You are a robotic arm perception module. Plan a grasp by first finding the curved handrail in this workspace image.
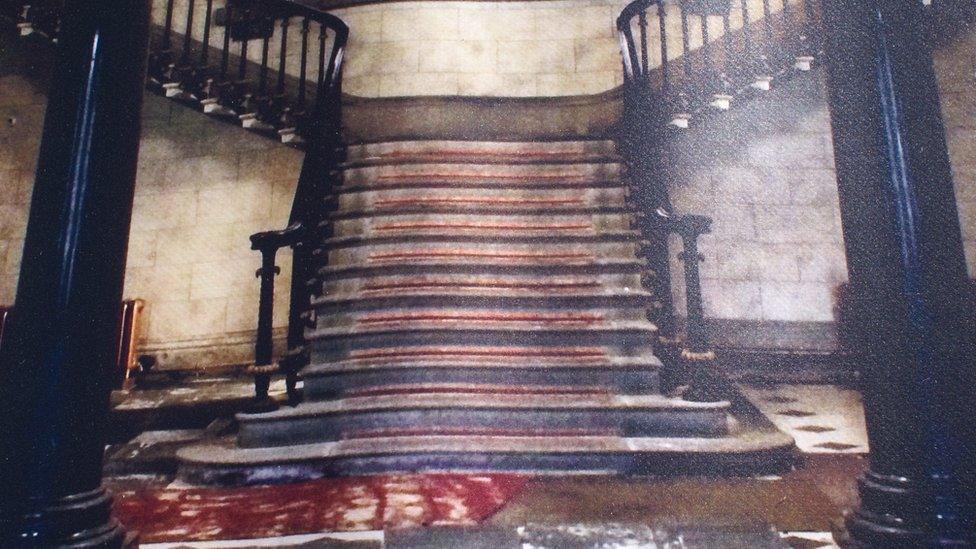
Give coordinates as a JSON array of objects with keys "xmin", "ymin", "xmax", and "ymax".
[{"xmin": 616, "ymin": 0, "xmax": 659, "ymax": 83}]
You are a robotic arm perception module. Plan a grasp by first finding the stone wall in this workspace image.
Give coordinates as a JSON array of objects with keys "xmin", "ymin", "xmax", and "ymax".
[
  {"xmin": 664, "ymin": 72, "xmax": 845, "ymax": 351},
  {"xmin": 665, "ymin": 51, "xmax": 976, "ymax": 351},
  {"xmin": 153, "ymin": 0, "xmax": 785, "ymax": 98},
  {"xmin": 0, "ymin": 72, "xmax": 301, "ymax": 370}
]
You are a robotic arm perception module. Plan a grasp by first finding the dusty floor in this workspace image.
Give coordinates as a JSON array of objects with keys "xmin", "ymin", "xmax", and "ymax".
[{"xmin": 106, "ymin": 379, "xmax": 868, "ymax": 548}]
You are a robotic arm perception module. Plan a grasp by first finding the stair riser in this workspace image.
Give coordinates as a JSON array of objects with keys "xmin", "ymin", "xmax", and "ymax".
[
  {"xmin": 307, "ymin": 328, "xmax": 659, "ymax": 355},
  {"xmin": 314, "ymin": 295, "xmax": 653, "ymax": 314},
  {"xmin": 331, "ymin": 213, "xmax": 635, "ymax": 238},
  {"xmin": 335, "ymin": 188, "xmax": 628, "ymax": 213},
  {"xmin": 345, "ymin": 140, "xmax": 618, "ymax": 164},
  {"xmin": 322, "ymin": 232, "xmax": 643, "ymax": 250},
  {"xmin": 342, "ymin": 163, "xmax": 623, "ymax": 187},
  {"xmin": 237, "ymin": 409, "xmax": 728, "ymax": 448},
  {"xmin": 314, "ymin": 308, "xmax": 652, "ymax": 332},
  {"xmin": 302, "ymin": 367, "xmax": 661, "ymax": 399},
  {"xmin": 179, "ymin": 450, "xmax": 793, "ymax": 487},
  {"xmin": 318, "ymin": 262, "xmax": 646, "ymax": 281},
  {"xmin": 321, "ymin": 273, "xmax": 646, "ymax": 299},
  {"xmin": 324, "ymin": 242, "xmax": 643, "ymax": 268}
]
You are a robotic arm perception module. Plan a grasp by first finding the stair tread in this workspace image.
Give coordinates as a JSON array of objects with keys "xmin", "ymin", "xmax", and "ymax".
[
  {"xmin": 329, "ymin": 205, "xmax": 632, "ymax": 220},
  {"xmin": 304, "ymin": 354, "xmax": 661, "ymax": 374},
  {"xmin": 239, "ymin": 393, "xmax": 727, "ymax": 422},
  {"xmin": 321, "ymin": 231, "xmax": 642, "ymax": 248},
  {"xmin": 320, "ymin": 257, "xmax": 645, "ymax": 273},
  {"xmin": 335, "ymin": 180, "xmax": 627, "ymax": 193},
  {"xmin": 178, "ymin": 430, "xmax": 795, "ymax": 467},
  {"xmin": 345, "ymin": 139, "xmax": 618, "ymax": 157},
  {"xmin": 342, "ymin": 153, "xmax": 622, "ymax": 168},
  {"xmin": 312, "ymin": 291, "xmax": 652, "ymax": 306},
  {"xmin": 307, "ymin": 319, "xmax": 658, "ymax": 339}
]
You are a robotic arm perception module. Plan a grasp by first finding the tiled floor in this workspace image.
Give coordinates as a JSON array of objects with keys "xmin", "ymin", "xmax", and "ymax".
[
  {"xmin": 107, "ymin": 383, "xmax": 867, "ymax": 548},
  {"xmin": 739, "ymin": 384, "xmax": 869, "ymax": 454}
]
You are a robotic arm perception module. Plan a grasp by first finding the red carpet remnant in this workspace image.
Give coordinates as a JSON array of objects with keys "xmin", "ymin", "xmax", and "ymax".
[{"xmin": 113, "ymin": 474, "xmax": 527, "ymax": 543}]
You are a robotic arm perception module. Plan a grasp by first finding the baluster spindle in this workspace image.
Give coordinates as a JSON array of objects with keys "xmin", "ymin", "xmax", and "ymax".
[
  {"xmin": 740, "ymin": 0, "xmax": 751, "ymax": 60},
  {"xmin": 700, "ymin": 14, "xmax": 712, "ymax": 80},
  {"xmin": 298, "ymin": 16, "xmax": 310, "ymax": 106},
  {"xmin": 220, "ymin": 2, "xmax": 232, "ymax": 79},
  {"xmin": 277, "ymin": 16, "xmax": 290, "ymax": 95},
  {"xmin": 658, "ymin": 3, "xmax": 669, "ymax": 94},
  {"xmin": 239, "ymin": 37, "xmax": 248, "ymax": 80},
  {"xmin": 259, "ymin": 34, "xmax": 270, "ymax": 93},
  {"xmin": 638, "ymin": 10, "xmax": 649, "ymax": 78},
  {"xmin": 762, "ymin": 0, "xmax": 773, "ymax": 41},
  {"xmin": 317, "ymin": 24, "xmax": 327, "ymax": 101},
  {"xmin": 323, "ymin": 30, "xmax": 341, "ymax": 91},
  {"xmin": 680, "ymin": 6, "xmax": 692, "ymax": 80},
  {"xmin": 721, "ymin": 10, "xmax": 731, "ymax": 69},
  {"xmin": 162, "ymin": 0, "xmax": 175, "ymax": 50},
  {"xmin": 181, "ymin": 0, "xmax": 196, "ymax": 62},
  {"xmin": 200, "ymin": 0, "xmax": 213, "ymax": 65}
]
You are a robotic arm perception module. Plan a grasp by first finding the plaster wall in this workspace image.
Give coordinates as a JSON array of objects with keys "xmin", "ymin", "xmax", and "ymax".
[{"xmin": 0, "ymin": 77, "xmax": 300, "ymax": 369}]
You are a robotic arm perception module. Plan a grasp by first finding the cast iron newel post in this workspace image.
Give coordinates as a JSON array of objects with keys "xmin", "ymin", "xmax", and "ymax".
[
  {"xmin": 0, "ymin": 0, "xmax": 150, "ymax": 546},
  {"xmin": 671, "ymin": 214, "xmax": 722, "ymax": 402},
  {"xmin": 819, "ymin": 0, "xmax": 975, "ymax": 545}
]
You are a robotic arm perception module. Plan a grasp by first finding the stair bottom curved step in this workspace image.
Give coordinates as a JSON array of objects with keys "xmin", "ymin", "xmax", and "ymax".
[
  {"xmin": 235, "ymin": 405, "xmax": 731, "ymax": 448},
  {"xmin": 176, "ymin": 430, "xmax": 797, "ymax": 487}
]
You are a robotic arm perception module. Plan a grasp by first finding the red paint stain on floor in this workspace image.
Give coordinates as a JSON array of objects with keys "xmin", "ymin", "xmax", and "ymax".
[{"xmin": 113, "ymin": 474, "xmax": 527, "ymax": 543}]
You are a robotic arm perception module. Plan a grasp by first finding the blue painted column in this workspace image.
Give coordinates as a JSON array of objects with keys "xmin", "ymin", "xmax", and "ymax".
[
  {"xmin": 0, "ymin": 0, "xmax": 150, "ymax": 545},
  {"xmin": 818, "ymin": 0, "xmax": 975, "ymax": 545}
]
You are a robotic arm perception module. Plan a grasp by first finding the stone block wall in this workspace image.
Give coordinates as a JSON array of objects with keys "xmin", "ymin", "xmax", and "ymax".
[
  {"xmin": 1, "ymin": 73, "xmax": 301, "ymax": 369},
  {"xmin": 664, "ymin": 72, "xmax": 845, "ymax": 351},
  {"xmin": 153, "ymin": 0, "xmax": 786, "ymax": 98},
  {"xmin": 665, "ymin": 55, "xmax": 976, "ymax": 351}
]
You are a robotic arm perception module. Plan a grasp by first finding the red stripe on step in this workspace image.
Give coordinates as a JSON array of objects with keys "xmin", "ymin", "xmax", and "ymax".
[
  {"xmin": 346, "ymin": 383, "xmax": 609, "ymax": 397},
  {"xmin": 343, "ymin": 426, "xmax": 620, "ymax": 439},
  {"xmin": 377, "ymin": 150, "xmax": 597, "ymax": 159},
  {"xmin": 374, "ymin": 198, "xmax": 584, "ymax": 207},
  {"xmin": 376, "ymin": 173, "xmax": 597, "ymax": 181},
  {"xmin": 361, "ymin": 280, "xmax": 600, "ymax": 293},
  {"xmin": 374, "ymin": 222, "xmax": 593, "ymax": 232},
  {"xmin": 348, "ymin": 347, "xmax": 608, "ymax": 360},
  {"xmin": 368, "ymin": 251, "xmax": 591, "ymax": 262},
  {"xmin": 356, "ymin": 312, "xmax": 605, "ymax": 325}
]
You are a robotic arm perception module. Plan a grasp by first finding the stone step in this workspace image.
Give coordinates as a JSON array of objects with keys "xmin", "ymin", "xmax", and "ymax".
[
  {"xmin": 319, "ymin": 272, "xmax": 647, "ymax": 300},
  {"xmin": 317, "ymin": 258, "xmax": 647, "ymax": 281},
  {"xmin": 301, "ymin": 355, "xmax": 662, "ymax": 399},
  {"xmin": 305, "ymin": 320, "xmax": 659, "ymax": 356},
  {"xmin": 340, "ymin": 162, "xmax": 623, "ymax": 188},
  {"xmin": 320, "ymin": 231, "xmax": 643, "ymax": 250},
  {"xmin": 308, "ymin": 345, "xmax": 652, "ymax": 367},
  {"xmin": 312, "ymin": 293, "xmax": 652, "ymax": 314},
  {"xmin": 322, "ymin": 240, "xmax": 643, "ymax": 268},
  {"xmin": 335, "ymin": 178, "xmax": 627, "ymax": 194},
  {"xmin": 178, "ymin": 425, "xmax": 795, "ymax": 484},
  {"xmin": 314, "ymin": 307, "xmax": 652, "ymax": 331},
  {"xmin": 333, "ymin": 187, "xmax": 630, "ymax": 214},
  {"xmin": 343, "ymin": 140, "xmax": 619, "ymax": 167},
  {"xmin": 233, "ymin": 393, "xmax": 730, "ymax": 448},
  {"xmin": 330, "ymin": 212, "xmax": 636, "ymax": 238},
  {"xmin": 328, "ymin": 203, "xmax": 632, "ymax": 221}
]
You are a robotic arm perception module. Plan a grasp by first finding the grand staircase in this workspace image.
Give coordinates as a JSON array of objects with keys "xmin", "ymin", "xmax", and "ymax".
[{"xmin": 177, "ymin": 139, "xmax": 792, "ymax": 484}]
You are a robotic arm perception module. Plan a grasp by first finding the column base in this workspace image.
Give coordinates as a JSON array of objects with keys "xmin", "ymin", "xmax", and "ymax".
[
  {"xmin": 845, "ymin": 471, "xmax": 975, "ymax": 547},
  {"xmin": 4, "ymin": 487, "xmax": 130, "ymax": 548}
]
